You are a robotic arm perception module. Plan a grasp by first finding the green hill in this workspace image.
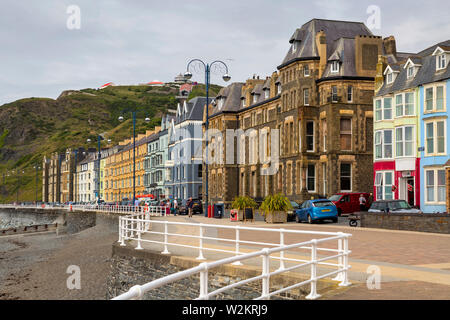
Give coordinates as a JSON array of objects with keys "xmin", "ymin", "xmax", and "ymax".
[{"xmin": 0, "ymin": 83, "xmax": 221, "ymax": 203}]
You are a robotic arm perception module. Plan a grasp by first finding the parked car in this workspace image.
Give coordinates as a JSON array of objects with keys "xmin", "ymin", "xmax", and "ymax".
[
  {"xmin": 368, "ymin": 200, "xmax": 422, "ymax": 213},
  {"xmin": 295, "ymin": 199, "xmax": 338, "ymax": 224},
  {"xmin": 287, "ymin": 201, "xmax": 300, "ymax": 221},
  {"xmin": 329, "ymin": 193, "xmax": 371, "ymax": 216},
  {"xmin": 178, "ymin": 198, "xmax": 202, "ymax": 215}
]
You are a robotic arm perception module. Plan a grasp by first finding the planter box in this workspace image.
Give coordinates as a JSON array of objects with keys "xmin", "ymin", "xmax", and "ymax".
[{"xmin": 265, "ymin": 211, "xmax": 287, "ymax": 223}]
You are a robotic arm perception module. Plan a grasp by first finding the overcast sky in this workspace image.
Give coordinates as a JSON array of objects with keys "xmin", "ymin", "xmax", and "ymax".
[{"xmin": 0, "ymin": 0, "xmax": 449, "ymax": 105}]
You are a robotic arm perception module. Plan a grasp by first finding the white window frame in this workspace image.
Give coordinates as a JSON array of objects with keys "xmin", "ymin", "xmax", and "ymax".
[
  {"xmin": 407, "ymin": 66, "xmax": 414, "ymax": 79},
  {"xmin": 437, "ymin": 54, "xmax": 447, "ymax": 71},
  {"xmin": 277, "ymin": 84, "xmax": 282, "ymax": 94},
  {"xmin": 374, "ymin": 171, "xmax": 394, "ymax": 200},
  {"xmin": 264, "ymin": 89, "xmax": 269, "ymax": 99},
  {"xmin": 424, "ymin": 119, "xmax": 446, "ymax": 156},
  {"xmin": 375, "ymin": 99, "xmax": 382, "ymax": 121},
  {"xmin": 383, "ymin": 97, "xmax": 393, "ymax": 120},
  {"xmin": 425, "ymin": 168, "xmax": 446, "ymax": 204},
  {"xmin": 374, "ymin": 129, "xmax": 393, "ymax": 160},
  {"xmin": 304, "ymin": 64, "xmax": 310, "ymax": 77},
  {"xmin": 395, "ymin": 92, "xmax": 415, "ymax": 117},
  {"xmin": 424, "ymin": 84, "xmax": 446, "ymax": 113},
  {"xmin": 395, "ymin": 126, "xmax": 415, "ymax": 158},
  {"xmin": 330, "ymin": 61, "xmax": 339, "ymax": 73},
  {"xmin": 303, "ymin": 88, "xmax": 309, "ymax": 106},
  {"xmin": 386, "ymin": 72, "xmax": 393, "ymax": 84}
]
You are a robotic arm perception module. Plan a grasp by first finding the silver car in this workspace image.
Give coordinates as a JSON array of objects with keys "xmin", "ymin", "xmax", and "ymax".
[{"xmin": 368, "ymin": 200, "xmax": 422, "ymax": 213}]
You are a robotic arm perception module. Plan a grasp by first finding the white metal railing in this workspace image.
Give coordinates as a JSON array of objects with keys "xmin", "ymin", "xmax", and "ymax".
[
  {"xmin": 115, "ymin": 216, "xmax": 352, "ymax": 300},
  {"xmin": 0, "ymin": 203, "xmax": 167, "ymax": 216}
]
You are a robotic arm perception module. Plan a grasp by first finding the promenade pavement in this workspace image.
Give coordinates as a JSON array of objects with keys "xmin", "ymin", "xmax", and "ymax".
[{"xmin": 133, "ymin": 213, "xmax": 450, "ymax": 299}]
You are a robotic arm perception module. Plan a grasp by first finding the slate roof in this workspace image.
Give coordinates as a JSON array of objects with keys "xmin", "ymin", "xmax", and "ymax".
[
  {"xmin": 209, "ymin": 82, "xmax": 245, "ymax": 117},
  {"xmin": 175, "ymin": 96, "xmax": 207, "ymax": 124},
  {"xmin": 377, "ymin": 40, "xmax": 450, "ymax": 96},
  {"xmin": 279, "ymin": 19, "xmax": 373, "ymax": 69}
]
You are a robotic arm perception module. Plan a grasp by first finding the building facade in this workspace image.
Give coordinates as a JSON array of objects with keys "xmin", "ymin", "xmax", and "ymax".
[
  {"xmin": 166, "ymin": 98, "xmax": 205, "ymax": 200},
  {"xmin": 207, "ymin": 19, "xmax": 382, "ymax": 206},
  {"xmin": 374, "ymin": 40, "xmax": 450, "ymax": 212}
]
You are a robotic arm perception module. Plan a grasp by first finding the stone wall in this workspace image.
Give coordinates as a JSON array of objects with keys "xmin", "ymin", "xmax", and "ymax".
[
  {"xmin": 360, "ymin": 212, "xmax": 450, "ymax": 234},
  {"xmin": 107, "ymin": 244, "xmax": 338, "ymax": 300}
]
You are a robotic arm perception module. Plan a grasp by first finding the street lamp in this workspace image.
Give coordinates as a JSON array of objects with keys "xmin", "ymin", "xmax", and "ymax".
[
  {"xmin": 118, "ymin": 111, "xmax": 150, "ymax": 205},
  {"xmin": 33, "ymin": 165, "xmax": 40, "ymax": 203},
  {"xmin": 184, "ymin": 59, "xmax": 231, "ymax": 216}
]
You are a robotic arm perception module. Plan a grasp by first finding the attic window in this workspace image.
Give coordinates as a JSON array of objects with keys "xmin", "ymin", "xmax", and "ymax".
[
  {"xmin": 386, "ymin": 72, "xmax": 393, "ymax": 84},
  {"xmin": 331, "ymin": 61, "xmax": 339, "ymax": 73},
  {"xmin": 437, "ymin": 53, "xmax": 446, "ymax": 70},
  {"xmin": 218, "ymin": 98, "xmax": 224, "ymax": 110},
  {"xmin": 407, "ymin": 66, "xmax": 414, "ymax": 79},
  {"xmin": 264, "ymin": 90, "xmax": 269, "ymax": 99},
  {"xmin": 253, "ymin": 95, "xmax": 258, "ymax": 104},
  {"xmin": 277, "ymin": 83, "xmax": 282, "ymax": 94},
  {"xmin": 293, "ymin": 41, "xmax": 299, "ymax": 52},
  {"xmin": 241, "ymin": 98, "xmax": 246, "ymax": 108}
]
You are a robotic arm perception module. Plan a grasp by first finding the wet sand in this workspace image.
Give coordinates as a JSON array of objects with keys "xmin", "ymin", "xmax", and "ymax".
[{"xmin": 0, "ymin": 214, "xmax": 118, "ymax": 300}]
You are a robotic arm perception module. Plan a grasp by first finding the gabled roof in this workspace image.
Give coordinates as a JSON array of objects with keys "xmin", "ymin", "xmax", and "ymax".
[
  {"xmin": 175, "ymin": 96, "xmax": 207, "ymax": 124},
  {"xmin": 209, "ymin": 82, "xmax": 245, "ymax": 117},
  {"xmin": 279, "ymin": 19, "xmax": 373, "ymax": 69},
  {"xmin": 377, "ymin": 39, "xmax": 450, "ymax": 96},
  {"xmin": 403, "ymin": 57, "xmax": 422, "ymax": 68}
]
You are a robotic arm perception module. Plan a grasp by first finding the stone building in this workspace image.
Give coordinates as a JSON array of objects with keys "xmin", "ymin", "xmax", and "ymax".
[
  {"xmin": 43, "ymin": 152, "xmax": 64, "ymax": 203},
  {"xmin": 207, "ymin": 19, "xmax": 384, "ymax": 206}
]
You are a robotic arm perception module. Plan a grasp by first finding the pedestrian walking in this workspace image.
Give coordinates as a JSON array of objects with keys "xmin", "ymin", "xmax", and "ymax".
[
  {"xmin": 187, "ymin": 197, "xmax": 193, "ymax": 218},
  {"xmin": 173, "ymin": 198, "xmax": 178, "ymax": 216},
  {"xmin": 359, "ymin": 194, "xmax": 367, "ymax": 211}
]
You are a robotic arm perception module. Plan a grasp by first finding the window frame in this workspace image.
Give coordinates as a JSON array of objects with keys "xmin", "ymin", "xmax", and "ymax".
[
  {"xmin": 424, "ymin": 119, "xmax": 446, "ymax": 156},
  {"xmin": 347, "ymin": 86, "xmax": 353, "ymax": 102},
  {"xmin": 340, "ymin": 163, "xmax": 352, "ymax": 192},
  {"xmin": 330, "ymin": 61, "xmax": 339, "ymax": 73},
  {"xmin": 425, "ymin": 168, "xmax": 446, "ymax": 204},
  {"xmin": 306, "ymin": 164, "xmax": 316, "ymax": 193},
  {"xmin": 331, "ymin": 86, "xmax": 338, "ymax": 103},
  {"xmin": 304, "ymin": 64, "xmax": 310, "ymax": 77},
  {"xmin": 306, "ymin": 120, "xmax": 315, "ymax": 152},
  {"xmin": 374, "ymin": 129, "xmax": 393, "ymax": 160},
  {"xmin": 424, "ymin": 84, "xmax": 446, "ymax": 113},
  {"xmin": 303, "ymin": 88, "xmax": 310, "ymax": 106},
  {"xmin": 395, "ymin": 126, "xmax": 415, "ymax": 158},
  {"xmin": 374, "ymin": 171, "xmax": 394, "ymax": 200}
]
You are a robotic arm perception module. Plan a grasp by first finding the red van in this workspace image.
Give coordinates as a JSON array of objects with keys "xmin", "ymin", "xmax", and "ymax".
[{"xmin": 329, "ymin": 193, "xmax": 371, "ymax": 216}]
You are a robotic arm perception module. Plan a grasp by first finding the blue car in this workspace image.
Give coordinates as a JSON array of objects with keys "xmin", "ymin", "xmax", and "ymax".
[{"xmin": 295, "ymin": 199, "xmax": 338, "ymax": 224}]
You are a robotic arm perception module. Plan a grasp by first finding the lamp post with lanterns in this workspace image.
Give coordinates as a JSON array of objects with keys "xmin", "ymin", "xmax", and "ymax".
[
  {"xmin": 118, "ymin": 112, "xmax": 150, "ymax": 205},
  {"xmin": 184, "ymin": 59, "xmax": 231, "ymax": 216}
]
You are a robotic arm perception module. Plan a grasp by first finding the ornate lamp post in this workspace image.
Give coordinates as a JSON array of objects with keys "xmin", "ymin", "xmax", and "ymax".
[
  {"xmin": 184, "ymin": 59, "xmax": 231, "ymax": 216},
  {"xmin": 118, "ymin": 112, "xmax": 150, "ymax": 205}
]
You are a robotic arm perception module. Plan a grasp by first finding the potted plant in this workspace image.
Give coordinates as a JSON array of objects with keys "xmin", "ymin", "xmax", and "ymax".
[
  {"xmin": 231, "ymin": 196, "xmax": 257, "ymax": 221},
  {"xmin": 259, "ymin": 194, "xmax": 292, "ymax": 223}
]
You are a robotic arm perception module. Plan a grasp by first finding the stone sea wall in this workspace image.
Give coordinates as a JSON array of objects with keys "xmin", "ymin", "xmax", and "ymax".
[{"xmin": 106, "ymin": 244, "xmax": 337, "ymax": 300}]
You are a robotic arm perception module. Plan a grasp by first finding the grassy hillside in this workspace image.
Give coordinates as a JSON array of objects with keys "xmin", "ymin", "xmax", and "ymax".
[{"xmin": 0, "ymin": 83, "xmax": 221, "ymax": 203}]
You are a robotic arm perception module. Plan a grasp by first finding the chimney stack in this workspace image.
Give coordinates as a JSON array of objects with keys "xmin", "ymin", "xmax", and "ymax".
[{"xmin": 383, "ymin": 36, "xmax": 397, "ymax": 56}]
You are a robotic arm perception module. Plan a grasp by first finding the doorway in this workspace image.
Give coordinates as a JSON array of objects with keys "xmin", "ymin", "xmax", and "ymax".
[{"xmin": 406, "ymin": 178, "xmax": 414, "ymax": 207}]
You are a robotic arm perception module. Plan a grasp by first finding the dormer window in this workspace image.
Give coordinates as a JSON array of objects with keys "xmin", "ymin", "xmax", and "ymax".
[
  {"xmin": 331, "ymin": 61, "xmax": 339, "ymax": 73},
  {"xmin": 407, "ymin": 66, "xmax": 414, "ymax": 79},
  {"xmin": 253, "ymin": 95, "xmax": 257, "ymax": 104},
  {"xmin": 277, "ymin": 83, "xmax": 282, "ymax": 94},
  {"xmin": 241, "ymin": 98, "xmax": 246, "ymax": 108},
  {"xmin": 293, "ymin": 41, "xmax": 299, "ymax": 52},
  {"xmin": 386, "ymin": 72, "xmax": 393, "ymax": 84},
  {"xmin": 437, "ymin": 54, "xmax": 446, "ymax": 70},
  {"xmin": 264, "ymin": 90, "xmax": 269, "ymax": 99},
  {"xmin": 218, "ymin": 98, "xmax": 224, "ymax": 110}
]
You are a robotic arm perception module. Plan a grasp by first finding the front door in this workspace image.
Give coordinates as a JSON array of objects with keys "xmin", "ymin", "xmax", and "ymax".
[{"xmin": 406, "ymin": 178, "xmax": 415, "ymax": 206}]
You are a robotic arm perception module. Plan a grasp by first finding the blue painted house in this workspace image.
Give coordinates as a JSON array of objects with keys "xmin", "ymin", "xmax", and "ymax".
[
  {"xmin": 418, "ymin": 42, "xmax": 450, "ymax": 213},
  {"xmin": 165, "ymin": 97, "xmax": 206, "ymax": 200}
]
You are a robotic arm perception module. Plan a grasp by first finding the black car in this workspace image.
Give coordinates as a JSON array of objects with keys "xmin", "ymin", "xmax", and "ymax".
[
  {"xmin": 179, "ymin": 198, "xmax": 203, "ymax": 215},
  {"xmin": 368, "ymin": 200, "xmax": 422, "ymax": 213}
]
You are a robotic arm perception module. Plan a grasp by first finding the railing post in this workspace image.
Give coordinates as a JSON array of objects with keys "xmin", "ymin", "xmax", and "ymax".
[
  {"xmin": 277, "ymin": 228, "xmax": 285, "ymax": 271},
  {"xmin": 120, "ymin": 217, "xmax": 126, "ymax": 246},
  {"xmin": 333, "ymin": 233, "xmax": 344, "ymax": 282},
  {"xmin": 161, "ymin": 220, "xmax": 170, "ymax": 254},
  {"xmin": 339, "ymin": 234, "xmax": 351, "ymax": 287},
  {"xmin": 261, "ymin": 248, "xmax": 270, "ymax": 300},
  {"xmin": 135, "ymin": 215, "xmax": 143, "ymax": 250},
  {"xmin": 118, "ymin": 216, "xmax": 122, "ymax": 243},
  {"xmin": 198, "ymin": 262, "xmax": 209, "ymax": 300},
  {"xmin": 306, "ymin": 239, "xmax": 321, "ymax": 300},
  {"xmin": 196, "ymin": 223, "xmax": 206, "ymax": 260},
  {"xmin": 232, "ymin": 226, "xmax": 242, "ymax": 266}
]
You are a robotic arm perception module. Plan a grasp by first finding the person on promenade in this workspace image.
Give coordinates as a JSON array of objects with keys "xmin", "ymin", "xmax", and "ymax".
[
  {"xmin": 173, "ymin": 198, "xmax": 178, "ymax": 216},
  {"xmin": 359, "ymin": 194, "xmax": 367, "ymax": 212},
  {"xmin": 187, "ymin": 197, "xmax": 193, "ymax": 218}
]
